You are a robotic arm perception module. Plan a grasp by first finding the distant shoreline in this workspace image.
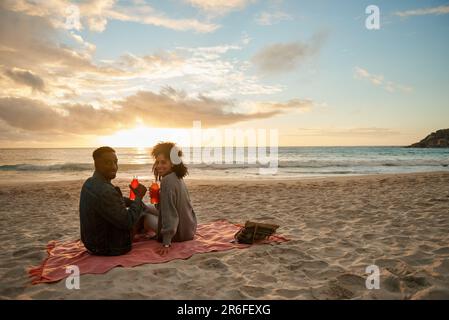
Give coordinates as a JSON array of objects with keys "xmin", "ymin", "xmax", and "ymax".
[{"xmin": 0, "ymin": 145, "xmax": 415, "ymax": 150}]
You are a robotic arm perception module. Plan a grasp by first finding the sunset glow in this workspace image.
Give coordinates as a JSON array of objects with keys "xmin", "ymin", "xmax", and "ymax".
[
  {"xmin": 0, "ymin": 1, "xmax": 448, "ymax": 147},
  {"xmin": 99, "ymin": 126, "xmax": 190, "ymax": 148}
]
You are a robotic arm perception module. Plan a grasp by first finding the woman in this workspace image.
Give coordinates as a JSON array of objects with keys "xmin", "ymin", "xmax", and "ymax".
[{"xmin": 142, "ymin": 142, "xmax": 197, "ymax": 256}]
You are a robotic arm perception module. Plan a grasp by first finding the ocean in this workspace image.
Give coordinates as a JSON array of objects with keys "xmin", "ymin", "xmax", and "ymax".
[{"xmin": 0, "ymin": 147, "xmax": 448, "ymax": 183}]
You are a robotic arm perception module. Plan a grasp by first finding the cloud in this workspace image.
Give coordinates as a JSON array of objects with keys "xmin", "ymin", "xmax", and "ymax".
[
  {"xmin": 255, "ymin": 11, "xmax": 292, "ymax": 25},
  {"xmin": 354, "ymin": 67, "xmax": 412, "ymax": 93},
  {"xmin": 176, "ymin": 44, "xmax": 242, "ymax": 59},
  {"xmin": 106, "ymin": 3, "xmax": 219, "ymax": 33},
  {"xmin": 252, "ymin": 33, "xmax": 327, "ymax": 75},
  {"xmin": 294, "ymin": 127, "xmax": 400, "ymax": 137},
  {"xmin": 0, "ymin": 2, "xmax": 310, "ymax": 146},
  {"xmin": 0, "ymin": 119, "xmax": 91, "ymax": 147},
  {"xmin": 0, "ymin": 5, "xmax": 118, "ymax": 75},
  {"xmin": 395, "ymin": 5, "xmax": 449, "ymax": 17},
  {"xmin": 3, "ymin": 0, "xmax": 219, "ymax": 33},
  {"xmin": 115, "ymin": 89, "xmax": 300, "ymax": 127},
  {"xmin": 159, "ymin": 45, "xmax": 283, "ymax": 98},
  {"xmin": 354, "ymin": 67, "xmax": 383, "ymax": 85},
  {"xmin": 0, "ymin": 89, "xmax": 312, "ymax": 135},
  {"xmin": 255, "ymin": 99, "xmax": 313, "ymax": 113},
  {"xmin": 70, "ymin": 32, "xmax": 96, "ymax": 53},
  {"xmin": 186, "ymin": 0, "xmax": 255, "ymax": 16},
  {"xmin": 4, "ymin": 68, "xmax": 45, "ymax": 92},
  {"xmin": 0, "ymin": 3, "xmax": 128, "ymax": 102},
  {"xmin": 0, "ymin": 97, "xmax": 123, "ymax": 134},
  {"xmin": 89, "ymin": 43, "xmax": 283, "ymax": 101},
  {"xmin": 0, "ymin": 3, "xmax": 278, "ymax": 103}
]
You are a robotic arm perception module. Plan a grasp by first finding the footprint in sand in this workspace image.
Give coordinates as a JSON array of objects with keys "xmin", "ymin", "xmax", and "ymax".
[
  {"xmin": 362, "ymin": 233, "xmax": 377, "ymax": 241},
  {"xmin": 433, "ymin": 247, "xmax": 449, "ymax": 255},
  {"xmin": 430, "ymin": 258, "xmax": 449, "ymax": 275},
  {"xmin": 198, "ymin": 258, "xmax": 229, "ymax": 271},
  {"xmin": 311, "ymin": 281, "xmax": 355, "ymax": 300},
  {"xmin": 287, "ymin": 260, "xmax": 329, "ymax": 272},
  {"xmin": 402, "ymin": 251, "xmax": 435, "ymax": 266},
  {"xmin": 274, "ymin": 288, "xmax": 305, "ymax": 299},
  {"xmin": 381, "ymin": 273, "xmax": 401, "ymax": 293},
  {"xmin": 336, "ymin": 273, "xmax": 366, "ymax": 290},
  {"xmin": 402, "ymin": 275, "xmax": 431, "ymax": 289},
  {"xmin": 411, "ymin": 286, "xmax": 449, "ymax": 300},
  {"xmin": 152, "ymin": 267, "xmax": 178, "ymax": 277},
  {"xmin": 253, "ymin": 273, "xmax": 278, "ymax": 283},
  {"xmin": 240, "ymin": 285, "xmax": 268, "ymax": 298},
  {"xmin": 382, "ymin": 260, "xmax": 415, "ymax": 277},
  {"xmin": 222, "ymin": 289, "xmax": 250, "ymax": 299}
]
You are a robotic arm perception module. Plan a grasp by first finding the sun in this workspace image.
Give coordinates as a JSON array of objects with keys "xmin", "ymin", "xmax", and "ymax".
[{"xmin": 98, "ymin": 125, "xmax": 190, "ymax": 148}]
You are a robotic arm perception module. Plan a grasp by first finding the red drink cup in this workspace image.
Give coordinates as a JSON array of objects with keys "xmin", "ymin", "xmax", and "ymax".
[
  {"xmin": 150, "ymin": 181, "xmax": 160, "ymax": 204},
  {"xmin": 129, "ymin": 176, "xmax": 139, "ymax": 200}
]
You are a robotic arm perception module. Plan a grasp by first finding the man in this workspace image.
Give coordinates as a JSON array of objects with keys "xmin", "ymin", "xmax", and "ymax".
[{"xmin": 79, "ymin": 146, "xmax": 147, "ymax": 256}]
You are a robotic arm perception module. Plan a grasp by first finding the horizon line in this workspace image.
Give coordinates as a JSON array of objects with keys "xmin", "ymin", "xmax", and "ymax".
[{"xmin": 0, "ymin": 145, "xmax": 411, "ymax": 149}]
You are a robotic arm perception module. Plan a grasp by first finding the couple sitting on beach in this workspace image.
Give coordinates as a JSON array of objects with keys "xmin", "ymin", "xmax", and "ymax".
[{"xmin": 79, "ymin": 142, "xmax": 197, "ymax": 256}]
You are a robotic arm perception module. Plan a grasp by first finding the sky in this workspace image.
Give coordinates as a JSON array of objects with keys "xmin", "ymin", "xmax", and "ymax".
[{"xmin": 0, "ymin": 0, "xmax": 448, "ymax": 147}]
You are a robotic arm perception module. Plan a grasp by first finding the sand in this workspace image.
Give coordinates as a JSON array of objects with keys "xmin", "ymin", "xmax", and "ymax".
[{"xmin": 0, "ymin": 171, "xmax": 449, "ymax": 300}]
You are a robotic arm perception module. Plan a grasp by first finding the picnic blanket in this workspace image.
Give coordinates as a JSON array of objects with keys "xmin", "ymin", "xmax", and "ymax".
[{"xmin": 28, "ymin": 219, "xmax": 289, "ymax": 284}]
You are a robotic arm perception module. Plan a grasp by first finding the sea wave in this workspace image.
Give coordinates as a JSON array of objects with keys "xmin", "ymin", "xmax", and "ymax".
[
  {"xmin": 0, "ymin": 163, "xmax": 94, "ymax": 171},
  {"xmin": 277, "ymin": 160, "xmax": 449, "ymax": 168},
  {"xmin": 1, "ymin": 159, "xmax": 448, "ymax": 172}
]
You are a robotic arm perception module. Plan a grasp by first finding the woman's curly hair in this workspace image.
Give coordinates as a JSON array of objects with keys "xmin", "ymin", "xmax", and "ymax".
[{"xmin": 151, "ymin": 142, "xmax": 188, "ymax": 180}]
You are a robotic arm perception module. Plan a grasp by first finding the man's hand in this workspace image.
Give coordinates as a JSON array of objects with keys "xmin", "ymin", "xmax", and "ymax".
[
  {"xmin": 129, "ymin": 183, "xmax": 147, "ymax": 199},
  {"xmin": 123, "ymin": 196, "xmax": 132, "ymax": 207},
  {"xmin": 156, "ymin": 244, "xmax": 171, "ymax": 256}
]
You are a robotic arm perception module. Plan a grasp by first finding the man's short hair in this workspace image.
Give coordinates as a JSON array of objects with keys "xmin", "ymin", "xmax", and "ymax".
[{"xmin": 92, "ymin": 146, "xmax": 116, "ymax": 161}]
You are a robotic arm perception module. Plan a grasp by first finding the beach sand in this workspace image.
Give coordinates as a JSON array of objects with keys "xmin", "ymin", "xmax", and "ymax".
[{"xmin": 1, "ymin": 172, "xmax": 449, "ymax": 300}]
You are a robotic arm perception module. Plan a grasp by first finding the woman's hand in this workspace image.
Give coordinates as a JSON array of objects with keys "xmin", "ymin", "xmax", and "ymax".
[{"xmin": 156, "ymin": 244, "xmax": 171, "ymax": 256}]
